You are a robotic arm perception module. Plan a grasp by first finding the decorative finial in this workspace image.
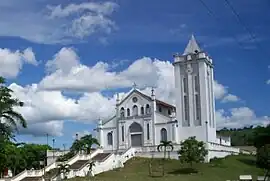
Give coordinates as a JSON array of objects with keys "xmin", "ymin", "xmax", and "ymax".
[
  {"xmin": 132, "ymin": 82, "xmax": 137, "ymax": 89},
  {"xmin": 151, "ymin": 87, "xmax": 154, "ymax": 96},
  {"xmin": 116, "ymin": 93, "xmax": 120, "ymax": 101}
]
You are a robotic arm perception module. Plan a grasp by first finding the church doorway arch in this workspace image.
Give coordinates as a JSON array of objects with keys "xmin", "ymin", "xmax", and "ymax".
[{"xmin": 129, "ymin": 122, "xmax": 143, "ymax": 147}]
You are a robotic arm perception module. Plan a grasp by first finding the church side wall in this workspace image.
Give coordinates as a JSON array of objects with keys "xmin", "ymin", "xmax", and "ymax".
[
  {"xmin": 177, "ymin": 126, "xmax": 206, "ymax": 143},
  {"xmin": 207, "ymin": 142, "xmax": 240, "ymax": 162},
  {"xmin": 102, "ymin": 128, "xmax": 117, "ymax": 151}
]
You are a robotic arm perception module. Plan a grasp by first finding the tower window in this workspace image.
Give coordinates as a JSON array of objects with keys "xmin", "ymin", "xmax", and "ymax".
[
  {"xmin": 183, "ymin": 77, "xmax": 188, "ymax": 93},
  {"xmin": 195, "ymin": 94, "xmax": 201, "ymax": 125},
  {"xmin": 184, "ymin": 95, "xmax": 189, "ymax": 122},
  {"xmin": 147, "ymin": 123, "xmax": 150, "ymax": 140},
  {"xmin": 194, "ymin": 75, "xmax": 199, "ymax": 92}
]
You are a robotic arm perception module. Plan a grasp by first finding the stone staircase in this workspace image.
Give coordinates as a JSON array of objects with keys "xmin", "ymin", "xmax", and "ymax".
[
  {"xmin": 69, "ymin": 160, "xmax": 89, "ymax": 170},
  {"xmin": 44, "ymin": 167, "xmax": 59, "ymax": 181},
  {"xmin": 20, "ymin": 177, "xmax": 42, "ymax": 181},
  {"xmin": 7, "ymin": 149, "xmax": 103, "ymax": 181},
  {"xmin": 92, "ymin": 153, "xmax": 111, "ymax": 162}
]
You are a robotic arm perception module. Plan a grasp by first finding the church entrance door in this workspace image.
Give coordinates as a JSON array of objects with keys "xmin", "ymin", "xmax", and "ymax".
[
  {"xmin": 129, "ymin": 122, "xmax": 143, "ymax": 147},
  {"xmin": 131, "ymin": 134, "xmax": 142, "ymax": 147}
]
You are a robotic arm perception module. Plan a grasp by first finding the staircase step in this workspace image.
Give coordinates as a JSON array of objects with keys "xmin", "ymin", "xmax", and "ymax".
[
  {"xmin": 20, "ymin": 177, "xmax": 42, "ymax": 181},
  {"xmin": 69, "ymin": 160, "xmax": 89, "ymax": 170},
  {"xmin": 92, "ymin": 153, "xmax": 111, "ymax": 162}
]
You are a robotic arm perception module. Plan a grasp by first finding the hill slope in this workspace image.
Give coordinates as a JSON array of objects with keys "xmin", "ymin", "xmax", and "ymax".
[{"xmin": 69, "ymin": 155, "xmax": 263, "ymax": 181}]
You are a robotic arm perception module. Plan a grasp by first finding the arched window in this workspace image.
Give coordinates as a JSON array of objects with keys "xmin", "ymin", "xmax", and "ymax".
[
  {"xmin": 132, "ymin": 105, "xmax": 138, "ymax": 116},
  {"xmin": 129, "ymin": 122, "xmax": 143, "ymax": 133},
  {"xmin": 160, "ymin": 128, "xmax": 167, "ymax": 141},
  {"xmin": 120, "ymin": 107, "xmax": 125, "ymax": 118},
  {"xmin": 127, "ymin": 108, "xmax": 130, "ymax": 117},
  {"xmin": 141, "ymin": 106, "xmax": 144, "ymax": 115},
  {"xmin": 107, "ymin": 132, "xmax": 113, "ymax": 145},
  {"xmin": 168, "ymin": 109, "xmax": 171, "ymax": 115},
  {"xmin": 146, "ymin": 104, "xmax": 151, "ymax": 114}
]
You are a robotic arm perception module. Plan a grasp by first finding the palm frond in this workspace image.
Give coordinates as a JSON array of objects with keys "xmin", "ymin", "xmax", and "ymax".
[{"xmin": 2, "ymin": 110, "xmax": 27, "ymax": 128}]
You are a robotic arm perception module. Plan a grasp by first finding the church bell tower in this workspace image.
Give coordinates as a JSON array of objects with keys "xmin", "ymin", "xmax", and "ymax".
[{"xmin": 173, "ymin": 35, "xmax": 216, "ymax": 143}]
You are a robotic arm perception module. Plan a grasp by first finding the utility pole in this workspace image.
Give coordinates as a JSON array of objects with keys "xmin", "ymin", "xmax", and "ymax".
[
  {"xmin": 52, "ymin": 138, "xmax": 55, "ymax": 160},
  {"xmin": 46, "ymin": 133, "xmax": 49, "ymax": 146},
  {"xmin": 63, "ymin": 144, "xmax": 66, "ymax": 152}
]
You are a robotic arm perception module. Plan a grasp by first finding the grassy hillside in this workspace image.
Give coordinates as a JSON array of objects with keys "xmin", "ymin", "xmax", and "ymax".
[
  {"xmin": 68, "ymin": 155, "xmax": 264, "ymax": 181},
  {"xmin": 217, "ymin": 125, "xmax": 269, "ymax": 146}
]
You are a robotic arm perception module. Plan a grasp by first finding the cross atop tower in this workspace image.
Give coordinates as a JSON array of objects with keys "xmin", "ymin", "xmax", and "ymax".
[
  {"xmin": 183, "ymin": 34, "xmax": 201, "ymax": 55},
  {"xmin": 132, "ymin": 82, "xmax": 137, "ymax": 89}
]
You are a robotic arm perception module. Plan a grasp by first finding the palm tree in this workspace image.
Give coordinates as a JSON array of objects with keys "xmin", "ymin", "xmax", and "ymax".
[
  {"xmin": 86, "ymin": 160, "xmax": 96, "ymax": 177},
  {"xmin": 57, "ymin": 163, "xmax": 70, "ymax": 180},
  {"xmin": 0, "ymin": 77, "xmax": 27, "ymax": 141},
  {"xmin": 80, "ymin": 135, "xmax": 100, "ymax": 154},
  {"xmin": 157, "ymin": 141, "xmax": 174, "ymax": 176},
  {"xmin": 157, "ymin": 141, "xmax": 174, "ymax": 160}
]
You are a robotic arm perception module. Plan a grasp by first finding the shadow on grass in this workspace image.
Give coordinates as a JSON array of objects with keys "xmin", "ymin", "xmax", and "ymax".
[
  {"xmin": 168, "ymin": 167, "xmax": 198, "ymax": 175},
  {"xmin": 237, "ymin": 158, "xmax": 256, "ymax": 166}
]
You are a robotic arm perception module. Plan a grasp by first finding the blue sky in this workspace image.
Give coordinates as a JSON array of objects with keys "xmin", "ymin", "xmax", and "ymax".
[{"xmin": 0, "ymin": 0, "xmax": 270, "ymax": 149}]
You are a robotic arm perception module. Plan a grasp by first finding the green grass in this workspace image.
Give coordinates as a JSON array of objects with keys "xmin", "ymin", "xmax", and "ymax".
[{"xmin": 68, "ymin": 155, "xmax": 264, "ymax": 181}]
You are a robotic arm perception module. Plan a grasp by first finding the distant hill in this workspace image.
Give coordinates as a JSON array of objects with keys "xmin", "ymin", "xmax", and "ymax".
[{"xmin": 217, "ymin": 125, "xmax": 269, "ymax": 146}]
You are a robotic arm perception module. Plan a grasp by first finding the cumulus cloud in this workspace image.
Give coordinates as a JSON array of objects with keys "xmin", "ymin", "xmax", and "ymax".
[
  {"xmin": 221, "ymin": 94, "xmax": 240, "ymax": 103},
  {"xmin": 18, "ymin": 121, "xmax": 64, "ymax": 137},
  {"xmin": 216, "ymin": 107, "xmax": 270, "ymax": 129},
  {"xmin": 214, "ymin": 81, "xmax": 240, "ymax": 103},
  {"xmin": 0, "ymin": 48, "xmax": 37, "ymax": 78},
  {"xmin": 8, "ymin": 82, "xmax": 116, "ymax": 136},
  {"xmin": 6, "ymin": 47, "xmax": 265, "ymax": 136},
  {"xmin": 0, "ymin": 1, "xmax": 118, "ymax": 44},
  {"xmin": 72, "ymin": 130, "xmax": 91, "ymax": 140}
]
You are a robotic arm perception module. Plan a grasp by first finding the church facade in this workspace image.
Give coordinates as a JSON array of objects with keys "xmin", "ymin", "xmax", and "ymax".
[{"xmin": 95, "ymin": 35, "xmax": 231, "ymax": 152}]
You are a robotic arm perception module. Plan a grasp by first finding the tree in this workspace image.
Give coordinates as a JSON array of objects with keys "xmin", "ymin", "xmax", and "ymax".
[
  {"xmin": 156, "ymin": 141, "xmax": 174, "ymax": 176},
  {"xmin": 178, "ymin": 136, "xmax": 208, "ymax": 169},
  {"xmin": 86, "ymin": 160, "xmax": 96, "ymax": 177},
  {"xmin": 256, "ymin": 144, "xmax": 270, "ymax": 181},
  {"xmin": 58, "ymin": 134, "xmax": 99, "ymax": 163},
  {"xmin": 80, "ymin": 135, "xmax": 100, "ymax": 154},
  {"xmin": 0, "ymin": 76, "xmax": 28, "ymax": 177},
  {"xmin": 157, "ymin": 141, "xmax": 174, "ymax": 159},
  {"xmin": 0, "ymin": 76, "xmax": 27, "ymax": 141},
  {"xmin": 253, "ymin": 124, "xmax": 270, "ymax": 149},
  {"xmin": 57, "ymin": 163, "xmax": 70, "ymax": 180}
]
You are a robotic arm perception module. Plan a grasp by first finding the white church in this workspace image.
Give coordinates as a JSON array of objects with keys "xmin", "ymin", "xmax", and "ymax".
[{"xmin": 95, "ymin": 35, "xmax": 239, "ymax": 160}]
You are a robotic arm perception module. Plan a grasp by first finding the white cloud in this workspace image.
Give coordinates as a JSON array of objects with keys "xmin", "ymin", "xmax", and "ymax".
[
  {"xmin": 6, "ymin": 47, "xmax": 264, "ymax": 136},
  {"xmin": 266, "ymin": 79, "xmax": 270, "ymax": 84},
  {"xmin": 72, "ymin": 130, "xmax": 91, "ymax": 140},
  {"xmin": 8, "ymin": 83, "xmax": 116, "ymax": 136},
  {"xmin": 0, "ymin": 1, "xmax": 118, "ymax": 44},
  {"xmin": 47, "ymin": 2, "xmax": 117, "ymax": 18},
  {"xmin": 213, "ymin": 81, "xmax": 240, "ymax": 103},
  {"xmin": 221, "ymin": 94, "xmax": 240, "ymax": 103},
  {"xmin": 0, "ymin": 48, "xmax": 37, "ymax": 78},
  {"xmin": 216, "ymin": 107, "xmax": 270, "ymax": 129},
  {"xmin": 39, "ymin": 48, "xmax": 238, "ymax": 105},
  {"xmin": 18, "ymin": 121, "xmax": 64, "ymax": 137}
]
